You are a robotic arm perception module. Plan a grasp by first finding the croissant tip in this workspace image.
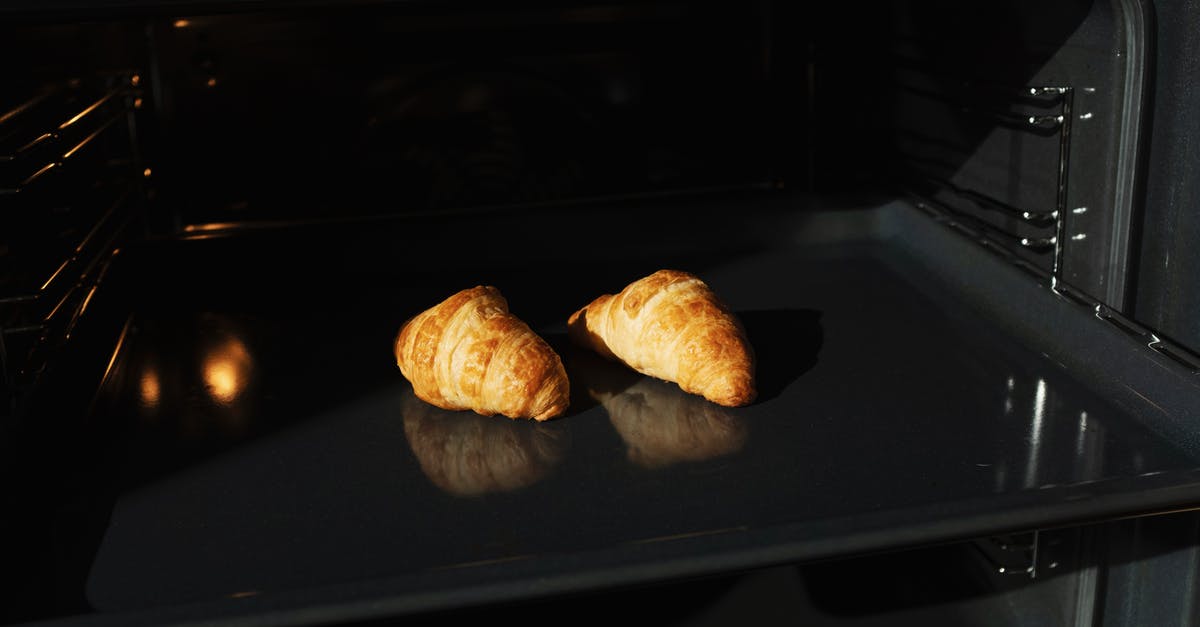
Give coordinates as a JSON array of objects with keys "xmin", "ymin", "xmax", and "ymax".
[
  {"xmin": 531, "ymin": 405, "xmax": 568, "ymax": 421},
  {"xmin": 704, "ymin": 381, "xmax": 757, "ymax": 407},
  {"xmin": 708, "ymin": 397, "xmax": 754, "ymax": 408}
]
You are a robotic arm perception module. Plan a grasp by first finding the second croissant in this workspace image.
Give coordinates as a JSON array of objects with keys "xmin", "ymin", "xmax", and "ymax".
[{"xmin": 567, "ymin": 269, "xmax": 756, "ymax": 407}]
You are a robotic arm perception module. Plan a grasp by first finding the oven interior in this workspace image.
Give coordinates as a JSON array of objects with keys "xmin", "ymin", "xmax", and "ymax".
[{"xmin": 2, "ymin": 1, "xmax": 1200, "ymax": 626}]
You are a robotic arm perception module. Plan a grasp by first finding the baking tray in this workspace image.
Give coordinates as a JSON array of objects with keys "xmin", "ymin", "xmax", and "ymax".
[{"xmin": 6, "ymin": 190, "xmax": 1200, "ymax": 626}]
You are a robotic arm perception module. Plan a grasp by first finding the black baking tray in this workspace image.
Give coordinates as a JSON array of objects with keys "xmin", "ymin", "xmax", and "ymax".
[{"xmin": 6, "ymin": 190, "xmax": 1200, "ymax": 626}]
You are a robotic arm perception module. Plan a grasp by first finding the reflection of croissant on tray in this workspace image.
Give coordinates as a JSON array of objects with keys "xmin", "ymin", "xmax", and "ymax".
[
  {"xmin": 598, "ymin": 379, "xmax": 747, "ymax": 469},
  {"xmin": 573, "ymin": 350, "xmax": 747, "ymax": 470},
  {"xmin": 401, "ymin": 390, "xmax": 568, "ymax": 497}
]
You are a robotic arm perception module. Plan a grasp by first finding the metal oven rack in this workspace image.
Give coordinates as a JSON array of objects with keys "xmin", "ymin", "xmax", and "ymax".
[
  {"xmin": 895, "ymin": 75, "xmax": 1073, "ymax": 277},
  {"xmin": 892, "ymin": 73, "xmax": 1195, "ymax": 372},
  {"xmin": 0, "ymin": 72, "xmax": 144, "ymax": 415},
  {"xmin": 892, "ymin": 68, "xmax": 1200, "ymax": 375},
  {"xmin": 890, "ymin": 71, "xmax": 1200, "ymax": 589}
]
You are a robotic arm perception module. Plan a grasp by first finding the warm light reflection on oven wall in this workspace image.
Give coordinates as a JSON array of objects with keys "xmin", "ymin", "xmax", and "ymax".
[
  {"xmin": 129, "ymin": 315, "xmax": 258, "ymax": 439},
  {"xmin": 139, "ymin": 367, "xmax": 161, "ymax": 408},
  {"xmin": 203, "ymin": 335, "xmax": 252, "ymax": 405}
]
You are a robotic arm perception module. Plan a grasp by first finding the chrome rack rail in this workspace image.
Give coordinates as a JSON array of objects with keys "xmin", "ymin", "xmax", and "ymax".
[
  {"xmin": 0, "ymin": 72, "xmax": 145, "ymax": 415},
  {"xmin": 893, "ymin": 80, "xmax": 1068, "ymax": 136},
  {"xmin": 909, "ymin": 172, "xmax": 1058, "ymax": 228},
  {"xmin": 909, "ymin": 194, "xmax": 1057, "ymax": 254},
  {"xmin": 899, "ymin": 83, "xmax": 1073, "ymax": 276},
  {"xmin": 904, "ymin": 91, "xmax": 1199, "ymax": 373},
  {"xmin": 910, "ymin": 196, "xmax": 1200, "ymax": 375},
  {"xmin": 0, "ymin": 76, "xmax": 141, "ymax": 194},
  {"xmin": 973, "ymin": 531, "xmax": 1042, "ymax": 579}
]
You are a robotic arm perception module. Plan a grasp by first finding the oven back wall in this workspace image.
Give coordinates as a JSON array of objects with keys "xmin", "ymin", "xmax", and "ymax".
[{"xmin": 144, "ymin": 1, "xmax": 780, "ymax": 229}]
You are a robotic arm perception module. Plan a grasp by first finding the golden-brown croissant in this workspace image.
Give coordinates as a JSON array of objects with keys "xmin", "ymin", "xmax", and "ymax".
[
  {"xmin": 395, "ymin": 286, "xmax": 570, "ymax": 421},
  {"xmin": 567, "ymin": 269, "xmax": 755, "ymax": 407}
]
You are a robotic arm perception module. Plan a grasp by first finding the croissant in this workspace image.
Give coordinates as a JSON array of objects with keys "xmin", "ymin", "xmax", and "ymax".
[
  {"xmin": 394, "ymin": 286, "xmax": 570, "ymax": 421},
  {"xmin": 567, "ymin": 269, "xmax": 756, "ymax": 407}
]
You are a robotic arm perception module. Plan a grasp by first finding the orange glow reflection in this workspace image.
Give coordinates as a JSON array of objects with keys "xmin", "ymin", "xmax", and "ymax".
[
  {"xmin": 139, "ymin": 368, "xmax": 161, "ymax": 406},
  {"xmin": 173, "ymin": 19, "xmax": 192, "ymax": 28},
  {"xmin": 183, "ymin": 222, "xmax": 239, "ymax": 233},
  {"xmin": 203, "ymin": 337, "xmax": 251, "ymax": 404}
]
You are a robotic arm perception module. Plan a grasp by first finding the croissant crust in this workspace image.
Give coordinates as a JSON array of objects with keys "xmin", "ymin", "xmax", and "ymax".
[
  {"xmin": 567, "ymin": 269, "xmax": 756, "ymax": 407},
  {"xmin": 395, "ymin": 286, "xmax": 570, "ymax": 421}
]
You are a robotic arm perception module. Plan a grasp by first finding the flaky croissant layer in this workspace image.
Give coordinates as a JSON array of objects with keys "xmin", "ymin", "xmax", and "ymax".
[
  {"xmin": 568, "ymin": 269, "xmax": 756, "ymax": 407},
  {"xmin": 395, "ymin": 286, "xmax": 570, "ymax": 421}
]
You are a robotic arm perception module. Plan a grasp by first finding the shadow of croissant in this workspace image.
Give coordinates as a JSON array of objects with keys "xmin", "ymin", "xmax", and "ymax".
[
  {"xmin": 737, "ymin": 308, "xmax": 824, "ymax": 402},
  {"xmin": 400, "ymin": 388, "xmax": 570, "ymax": 497}
]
